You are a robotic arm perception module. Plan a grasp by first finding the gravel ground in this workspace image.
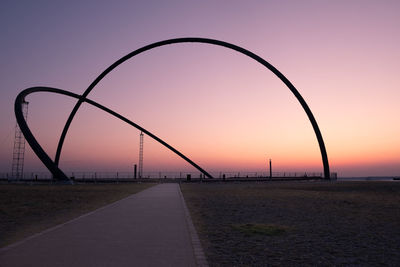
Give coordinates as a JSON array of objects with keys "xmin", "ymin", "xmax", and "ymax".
[{"xmin": 181, "ymin": 181, "xmax": 400, "ymax": 266}]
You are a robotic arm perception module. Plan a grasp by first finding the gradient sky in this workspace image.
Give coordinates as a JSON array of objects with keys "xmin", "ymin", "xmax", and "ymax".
[{"xmin": 0, "ymin": 0, "xmax": 399, "ymax": 177}]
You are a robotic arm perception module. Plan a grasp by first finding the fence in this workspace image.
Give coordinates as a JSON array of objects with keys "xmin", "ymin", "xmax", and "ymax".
[{"xmin": 0, "ymin": 171, "xmax": 336, "ymax": 181}]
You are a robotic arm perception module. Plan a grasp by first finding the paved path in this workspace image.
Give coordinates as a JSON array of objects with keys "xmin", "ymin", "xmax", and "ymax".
[{"xmin": 0, "ymin": 183, "xmax": 205, "ymax": 267}]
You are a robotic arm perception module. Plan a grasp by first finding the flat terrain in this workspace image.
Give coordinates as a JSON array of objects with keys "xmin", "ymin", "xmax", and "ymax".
[
  {"xmin": 181, "ymin": 181, "xmax": 400, "ymax": 266},
  {"xmin": 0, "ymin": 183, "xmax": 154, "ymax": 247},
  {"xmin": 1, "ymin": 184, "xmax": 196, "ymax": 267}
]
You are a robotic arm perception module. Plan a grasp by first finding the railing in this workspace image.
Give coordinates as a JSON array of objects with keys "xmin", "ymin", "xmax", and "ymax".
[{"xmin": 0, "ymin": 171, "xmax": 336, "ymax": 181}]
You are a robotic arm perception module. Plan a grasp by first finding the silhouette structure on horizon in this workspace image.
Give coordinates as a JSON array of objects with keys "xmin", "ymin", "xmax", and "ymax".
[{"xmin": 15, "ymin": 37, "xmax": 330, "ymax": 180}]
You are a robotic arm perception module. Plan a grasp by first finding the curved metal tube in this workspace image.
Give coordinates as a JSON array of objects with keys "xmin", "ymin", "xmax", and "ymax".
[
  {"xmin": 55, "ymin": 37, "xmax": 330, "ymax": 179},
  {"xmin": 15, "ymin": 87, "xmax": 213, "ymax": 180}
]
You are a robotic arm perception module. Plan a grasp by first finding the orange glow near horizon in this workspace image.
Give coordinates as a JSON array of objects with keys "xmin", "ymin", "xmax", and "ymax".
[{"xmin": 20, "ymin": 42, "xmax": 400, "ymax": 177}]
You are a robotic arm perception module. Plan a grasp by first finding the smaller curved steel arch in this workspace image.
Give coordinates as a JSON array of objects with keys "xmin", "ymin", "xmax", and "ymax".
[
  {"xmin": 54, "ymin": 37, "xmax": 330, "ymax": 179},
  {"xmin": 15, "ymin": 87, "xmax": 214, "ymax": 180}
]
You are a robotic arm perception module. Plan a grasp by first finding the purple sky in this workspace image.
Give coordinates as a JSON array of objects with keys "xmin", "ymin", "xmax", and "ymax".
[{"xmin": 0, "ymin": 0, "xmax": 399, "ymax": 177}]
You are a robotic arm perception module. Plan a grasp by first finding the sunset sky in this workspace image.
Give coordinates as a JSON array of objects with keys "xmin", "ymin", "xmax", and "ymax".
[{"xmin": 0, "ymin": 1, "xmax": 399, "ymax": 177}]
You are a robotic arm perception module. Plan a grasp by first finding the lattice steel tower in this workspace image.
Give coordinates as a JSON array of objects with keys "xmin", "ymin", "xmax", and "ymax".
[
  {"xmin": 12, "ymin": 100, "xmax": 29, "ymax": 179},
  {"xmin": 139, "ymin": 131, "xmax": 144, "ymax": 178}
]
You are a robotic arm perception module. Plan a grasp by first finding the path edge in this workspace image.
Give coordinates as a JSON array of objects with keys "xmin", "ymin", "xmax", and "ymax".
[
  {"xmin": 178, "ymin": 184, "xmax": 209, "ymax": 267},
  {"xmin": 0, "ymin": 184, "xmax": 155, "ymax": 253}
]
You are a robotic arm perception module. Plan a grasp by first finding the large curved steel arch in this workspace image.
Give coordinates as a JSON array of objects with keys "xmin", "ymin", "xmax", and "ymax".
[
  {"xmin": 15, "ymin": 87, "xmax": 213, "ymax": 180},
  {"xmin": 54, "ymin": 37, "xmax": 330, "ymax": 179}
]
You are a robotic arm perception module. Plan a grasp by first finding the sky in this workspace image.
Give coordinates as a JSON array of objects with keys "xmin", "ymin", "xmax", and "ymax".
[{"xmin": 0, "ymin": 0, "xmax": 399, "ymax": 177}]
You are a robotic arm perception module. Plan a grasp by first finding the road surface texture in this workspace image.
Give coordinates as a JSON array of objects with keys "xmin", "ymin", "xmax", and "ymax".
[{"xmin": 0, "ymin": 183, "xmax": 207, "ymax": 267}]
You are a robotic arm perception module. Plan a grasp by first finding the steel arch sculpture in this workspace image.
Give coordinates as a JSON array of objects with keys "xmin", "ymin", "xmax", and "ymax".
[
  {"xmin": 15, "ymin": 87, "xmax": 213, "ymax": 179},
  {"xmin": 15, "ymin": 37, "xmax": 330, "ymax": 180}
]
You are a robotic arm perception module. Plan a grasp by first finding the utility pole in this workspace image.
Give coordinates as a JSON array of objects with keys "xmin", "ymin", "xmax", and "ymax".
[
  {"xmin": 139, "ymin": 132, "xmax": 144, "ymax": 178},
  {"xmin": 269, "ymin": 159, "xmax": 272, "ymax": 179},
  {"xmin": 11, "ymin": 100, "xmax": 29, "ymax": 180}
]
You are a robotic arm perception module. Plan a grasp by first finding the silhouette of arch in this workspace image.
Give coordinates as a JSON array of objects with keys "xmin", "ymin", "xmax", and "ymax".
[
  {"xmin": 16, "ymin": 37, "xmax": 330, "ymax": 180},
  {"xmin": 15, "ymin": 87, "xmax": 213, "ymax": 180}
]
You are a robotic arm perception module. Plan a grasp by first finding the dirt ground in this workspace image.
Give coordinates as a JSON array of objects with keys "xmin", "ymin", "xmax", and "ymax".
[
  {"xmin": 181, "ymin": 181, "xmax": 400, "ymax": 266},
  {"xmin": 0, "ymin": 183, "xmax": 154, "ymax": 247}
]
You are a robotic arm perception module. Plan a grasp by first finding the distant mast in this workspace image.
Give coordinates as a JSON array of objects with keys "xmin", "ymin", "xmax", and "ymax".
[
  {"xmin": 269, "ymin": 159, "xmax": 272, "ymax": 179},
  {"xmin": 139, "ymin": 131, "xmax": 144, "ymax": 178},
  {"xmin": 11, "ymin": 100, "xmax": 29, "ymax": 180}
]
